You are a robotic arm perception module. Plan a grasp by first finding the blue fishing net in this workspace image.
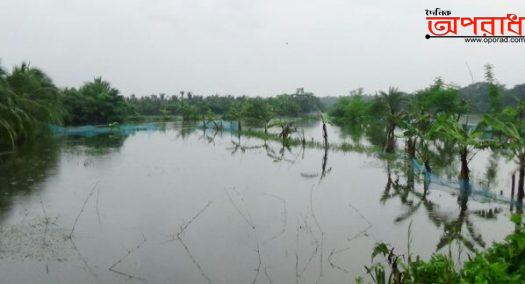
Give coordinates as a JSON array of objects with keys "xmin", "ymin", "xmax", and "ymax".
[
  {"xmin": 411, "ymin": 158, "xmax": 511, "ymax": 204},
  {"xmin": 49, "ymin": 123, "xmax": 159, "ymax": 137}
]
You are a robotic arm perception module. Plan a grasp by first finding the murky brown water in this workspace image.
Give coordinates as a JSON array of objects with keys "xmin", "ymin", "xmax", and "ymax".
[{"xmin": 0, "ymin": 120, "xmax": 516, "ymax": 283}]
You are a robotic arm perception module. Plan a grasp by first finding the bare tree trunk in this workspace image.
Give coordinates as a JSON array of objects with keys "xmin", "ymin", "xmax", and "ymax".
[{"xmin": 238, "ymin": 120, "xmax": 242, "ymax": 132}]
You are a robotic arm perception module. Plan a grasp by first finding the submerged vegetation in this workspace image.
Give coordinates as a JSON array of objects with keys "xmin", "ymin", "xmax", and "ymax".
[
  {"xmin": 324, "ymin": 65, "xmax": 525, "ymax": 283},
  {"xmin": 327, "ymin": 65, "xmax": 524, "ymax": 191},
  {"xmin": 0, "ymin": 61, "xmax": 322, "ymax": 151},
  {"xmin": 2, "ymin": 60, "xmax": 525, "ymax": 282}
]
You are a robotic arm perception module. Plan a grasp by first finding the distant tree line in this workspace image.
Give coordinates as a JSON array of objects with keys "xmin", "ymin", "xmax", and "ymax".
[
  {"xmin": 3, "ymin": 61, "xmax": 525, "ymax": 155},
  {"xmin": 126, "ymin": 91, "xmax": 323, "ymax": 121},
  {"xmin": 0, "ymin": 61, "xmax": 323, "ymax": 151}
]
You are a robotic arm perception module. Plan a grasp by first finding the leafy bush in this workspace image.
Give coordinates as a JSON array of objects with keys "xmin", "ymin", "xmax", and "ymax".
[{"xmin": 329, "ymin": 95, "xmax": 372, "ymax": 125}]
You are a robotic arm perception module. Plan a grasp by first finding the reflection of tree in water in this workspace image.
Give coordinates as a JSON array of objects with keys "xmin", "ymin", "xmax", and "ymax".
[
  {"xmin": 300, "ymin": 142, "xmax": 331, "ymax": 182},
  {"xmin": 435, "ymin": 184, "xmax": 483, "ymax": 253},
  {"xmin": 199, "ymin": 127, "xmax": 223, "ymax": 145},
  {"xmin": 340, "ymin": 124, "xmax": 365, "ymax": 144},
  {"xmin": 428, "ymin": 140, "xmax": 458, "ymax": 180},
  {"xmin": 320, "ymin": 145, "xmax": 330, "ymax": 180},
  {"xmin": 0, "ymin": 138, "xmax": 60, "ymax": 220},
  {"xmin": 365, "ymin": 121, "xmax": 389, "ymax": 149},
  {"xmin": 226, "ymin": 126, "xmax": 334, "ymax": 183},
  {"xmin": 381, "ymin": 158, "xmax": 442, "ymax": 227},
  {"xmin": 381, "ymin": 158, "xmax": 502, "ymax": 255},
  {"xmin": 228, "ymin": 134, "xmax": 304, "ymax": 165},
  {"xmin": 174, "ymin": 120, "xmax": 199, "ymax": 139},
  {"xmin": 62, "ymin": 134, "xmax": 128, "ymax": 155}
]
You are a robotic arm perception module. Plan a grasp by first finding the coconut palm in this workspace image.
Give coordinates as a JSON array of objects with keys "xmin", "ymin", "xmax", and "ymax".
[
  {"xmin": 0, "ymin": 63, "xmax": 62, "ymax": 151},
  {"xmin": 378, "ymin": 87, "xmax": 406, "ymax": 153}
]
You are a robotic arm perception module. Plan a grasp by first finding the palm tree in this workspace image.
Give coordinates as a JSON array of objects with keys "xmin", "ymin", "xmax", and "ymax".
[
  {"xmin": 379, "ymin": 87, "xmax": 405, "ymax": 153},
  {"xmin": 0, "ymin": 63, "xmax": 62, "ymax": 151}
]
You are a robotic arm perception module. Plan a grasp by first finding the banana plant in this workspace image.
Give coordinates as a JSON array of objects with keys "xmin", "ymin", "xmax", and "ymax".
[
  {"xmin": 431, "ymin": 114, "xmax": 486, "ymax": 182},
  {"xmin": 484, "ymin": 107, "xmax": 525, "ymax": 201},
  {"xmin": 399, "ymin": 112, "xmax": 434, "ymax": 172}
]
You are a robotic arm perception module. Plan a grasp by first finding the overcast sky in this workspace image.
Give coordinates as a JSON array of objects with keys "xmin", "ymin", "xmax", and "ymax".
[{"xmin": 1, "ymin": 0, "xmax": 524, "ymax": 97}]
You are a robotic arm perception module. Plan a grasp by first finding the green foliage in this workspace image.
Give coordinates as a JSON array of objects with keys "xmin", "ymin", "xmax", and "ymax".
[
  {"xmin": 484, "ymin": 107, "xmax": 525, "ymax": 197},
  {"xmin": 363, "ymin": 215, "xmax": 525, "ymax": 283},
  {"xmin": 328, "ymin": 80, "xmax": 467, "ymax": 127},
  {"xmin": 126, "ymin": 91, "xmax": 321, "ymax": 121},
  {"xmin": 485, "ymin": 64, "xmax": 501, "ymax": 114},
  {"xmin": 178, "ymin": 102, "xmax": 200, "ymax": 121},
  {"xmin": 484, "ymin": 107, "xmax": 525, "ymax": 157},
  {"xmin": 414, "ymin": 78, "xmax": 468, "ymax": 119},
  {"xmin": 0, "ymin": 62, "xmax": 63, "ymax": 150},
  {"xmin": 224, "ymin": 101, "xmax": 247, "ymax": 122},
  {"xmin": 275, "ymin": 92, "xmax": 322, "ymax": 114},
  {"xmin": 127, "ymin": 93, "xmax": 180, "ymax": 116},
  {"xmin": 431, "ymin": 114, "xmax": 484, "ymax": 149},
  {"xmin": 379, "ymin": 87, "xmax": 405, "ymax": 116},
  {"xmin": 243, "ymin": 97, "xmax": 274, "ymax": 126},
  {"xmin": 379, "ymin": 88, "xmax": 406, "ymax": 152},
  {"xmin": 62, "ymin": 77, "xmax": 130, "ymax": 125},
  {"xmin": 329, "ymin": 95, "xmax": 372, "ymax": 125}
]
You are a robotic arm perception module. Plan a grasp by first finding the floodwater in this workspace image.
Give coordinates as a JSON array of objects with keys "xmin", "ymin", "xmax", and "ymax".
[{"xmin": 0, "ymin": 120, "xmax": 517, "ymax": 283}]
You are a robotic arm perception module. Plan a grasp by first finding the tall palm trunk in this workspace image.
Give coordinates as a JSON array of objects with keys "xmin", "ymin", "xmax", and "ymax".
[{"xmin": 385, "ymin": 124, "xmax": 396, "ymax": 153}]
